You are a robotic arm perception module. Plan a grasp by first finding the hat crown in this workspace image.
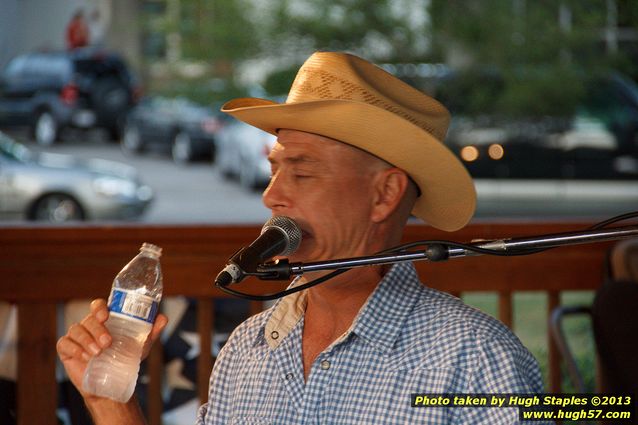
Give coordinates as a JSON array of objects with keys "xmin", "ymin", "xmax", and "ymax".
[{"xmin": 286, "ymin": 52, "xmax": 450, "ymax": 142}]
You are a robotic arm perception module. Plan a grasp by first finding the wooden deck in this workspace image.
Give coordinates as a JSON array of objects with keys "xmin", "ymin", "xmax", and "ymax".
[{"xmin": 0, "ymin": 221, "xmax": 616, "ymax": 425}]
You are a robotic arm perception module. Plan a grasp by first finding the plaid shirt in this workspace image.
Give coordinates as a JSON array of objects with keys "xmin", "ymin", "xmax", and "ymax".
[{"xmin": 196, "ymin": 262, "xmax": 546, "ymax": 424}]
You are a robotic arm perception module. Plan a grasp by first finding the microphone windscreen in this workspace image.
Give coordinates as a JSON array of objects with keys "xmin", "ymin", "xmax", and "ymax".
[{"xmin": 261, "ymin": 216, "xmax": 302, "ymax": 256}]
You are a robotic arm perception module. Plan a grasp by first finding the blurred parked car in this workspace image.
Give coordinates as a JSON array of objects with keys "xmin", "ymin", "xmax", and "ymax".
[
  {"xmin": 0, "ymin": 47, "xmax": 139, "ymax": 146},
  {"xmin": 427, "ymin": 70, "xmax": 638, "ymax": 219},
  {"xmin": 215, "ymin": 118, "xmax": 276, "ymax": 190},
  {"xmin": 446, "ymin": 135, "xmax": 638, "ymax": 218},
  {"xmin": 121, "ymin": 96, "xmax": 221, "ymax": 164},
  {"xmin": 0, "ymin": 131, "xmax": 152, "ymax": 222}
]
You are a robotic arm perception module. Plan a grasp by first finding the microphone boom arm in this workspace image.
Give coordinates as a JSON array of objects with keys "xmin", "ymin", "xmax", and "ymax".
[{"xmin": 256, "ymin": 225, "xmax": 638, "ymax": 280}]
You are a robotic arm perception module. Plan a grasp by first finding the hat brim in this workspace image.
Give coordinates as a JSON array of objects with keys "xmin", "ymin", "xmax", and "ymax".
[{"xmin": 222, "ymin": 97, "xmax": 476, "ymax": 232}]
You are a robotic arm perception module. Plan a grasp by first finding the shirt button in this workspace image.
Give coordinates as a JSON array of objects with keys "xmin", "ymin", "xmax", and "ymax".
[
  {"xmin": 270, "ymin": 331, "xmax": 279, "ymax": 340},
  {"xmin": 285, "ymin": 373, "xmax": 294, "ymax": 380},
  {"xmin": 320, "ymin": 360, "xmax": 330, "ymax": 370}
]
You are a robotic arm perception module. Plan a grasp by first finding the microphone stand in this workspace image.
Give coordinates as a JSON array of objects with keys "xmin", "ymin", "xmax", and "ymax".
[{"xmin": 256, "ymin": 224, "xmax": 638, "ymax": 280}]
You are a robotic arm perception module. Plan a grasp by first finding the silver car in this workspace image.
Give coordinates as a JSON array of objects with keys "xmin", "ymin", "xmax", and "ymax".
[
  {"xmin": 0, "ymin": 132, "xmax": 153, "ymax": 222},
  {"xmin": 215, "ymin": 119, "xmax": 275, "ymax": 190}
]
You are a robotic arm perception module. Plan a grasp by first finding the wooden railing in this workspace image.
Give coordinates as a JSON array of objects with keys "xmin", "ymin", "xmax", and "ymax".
[{"xmin": 0, "ymin": 221, "xmax": 613, "ymax": 425}]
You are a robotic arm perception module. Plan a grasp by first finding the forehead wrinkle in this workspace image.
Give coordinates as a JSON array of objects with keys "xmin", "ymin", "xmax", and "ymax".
[
  {"xmin": 267, "ymin": 152, "xmax": 320, "ymax": 166},
  {"xmin": 286, "ymin": 154, "xmax": 320, "ymax": 165}
]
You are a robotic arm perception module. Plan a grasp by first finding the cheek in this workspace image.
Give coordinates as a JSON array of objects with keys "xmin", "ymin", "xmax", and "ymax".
[
  {"xmin": 304, "ymin": 183, "xmax": 371, "ymax": 221},
  {"xmin": 307, "ymin": 187, "xmax": 373, "ymax": 237}
]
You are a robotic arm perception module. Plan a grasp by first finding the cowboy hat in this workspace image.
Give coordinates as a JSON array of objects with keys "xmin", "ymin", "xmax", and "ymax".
[{"xmin": 221, "ymin": 51, "xmax": 476, "ymax": 231}]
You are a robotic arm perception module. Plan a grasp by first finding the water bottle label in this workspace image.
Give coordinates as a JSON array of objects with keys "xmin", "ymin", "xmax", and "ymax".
[{"xmin": 108, "ymin": 289, "xmax": 158, "ymax": 323}]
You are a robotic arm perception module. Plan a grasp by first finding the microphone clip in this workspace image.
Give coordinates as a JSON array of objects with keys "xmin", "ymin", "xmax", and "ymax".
[{"xmin": 256, "ymin": 259, "xmax": 293, "ymax": 280}]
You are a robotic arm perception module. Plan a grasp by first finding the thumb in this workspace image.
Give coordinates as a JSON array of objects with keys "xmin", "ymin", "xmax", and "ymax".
[
  {"xmin": 149, "ymin": 313, "xmax": 168, "ymax": 344},
  {"xmin": 142, "ymin": 313, "xmax": 168, "ymax": 360}
]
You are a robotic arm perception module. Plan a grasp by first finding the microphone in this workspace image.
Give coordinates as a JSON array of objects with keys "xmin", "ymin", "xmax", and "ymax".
[{"xmin": 215, "ymin": 216, "xmax": 302, "ymax": 286}]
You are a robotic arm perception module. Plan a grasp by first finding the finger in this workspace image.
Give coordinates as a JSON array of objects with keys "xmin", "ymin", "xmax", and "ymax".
[
  {"xmin": 80, "ymin": 312, "xmax": 112, "ymax": 349},
  {"xmin": 67, "ymin": 323, "xmax": 104, "ymax": 357},
  {"xmin": 89, "ymin": 298, "xmax": 109, "ymax": 323},
  {"xmin": 57, "ymin": 335, "xmax": 89, "ymax": 362}
]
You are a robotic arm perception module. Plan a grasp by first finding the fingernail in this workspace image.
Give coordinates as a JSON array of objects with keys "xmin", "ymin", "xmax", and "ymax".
[
  {"xmin": 99, "ymin": 334, "xmax": 111, "ymax": 347},
  {"xmin": 89, "ymin": 343, "xmax": 100, "ymax": 355}
]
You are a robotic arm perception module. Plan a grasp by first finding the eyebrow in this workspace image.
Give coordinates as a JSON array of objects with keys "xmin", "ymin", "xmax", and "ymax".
[{"xmin": 268, "ymin": 154, "xmax": 319, "ymax": 166}]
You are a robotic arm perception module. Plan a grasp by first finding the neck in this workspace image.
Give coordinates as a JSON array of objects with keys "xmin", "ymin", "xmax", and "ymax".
[{"xmin": 303, "ymin": 265, "xmax": 384, "ymax": 330}]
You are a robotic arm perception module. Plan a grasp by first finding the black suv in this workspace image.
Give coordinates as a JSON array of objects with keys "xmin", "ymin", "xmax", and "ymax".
[{"xmin": 0, "ymin": 47, "xmax": 139, "ymax": 145}]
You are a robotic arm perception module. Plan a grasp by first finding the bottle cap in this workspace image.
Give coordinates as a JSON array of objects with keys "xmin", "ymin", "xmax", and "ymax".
[{"xmin": 140, "ymin": 242, "xmax": 162, "ymax": 258}]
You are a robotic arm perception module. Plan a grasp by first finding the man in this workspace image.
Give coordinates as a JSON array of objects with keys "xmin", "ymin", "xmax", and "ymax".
[
  {"xmin": 57, "ymin": 52, "xmax": 545, "ymax": 424},
  {"xmin": 66, "ymin": 9, "xmax": 89, "ymax": 50}
]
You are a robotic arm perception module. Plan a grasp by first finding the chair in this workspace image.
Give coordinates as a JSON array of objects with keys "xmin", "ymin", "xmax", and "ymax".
[{"xmin": 549, "ymin": 238, "xmax": 638, "ymax": 394}]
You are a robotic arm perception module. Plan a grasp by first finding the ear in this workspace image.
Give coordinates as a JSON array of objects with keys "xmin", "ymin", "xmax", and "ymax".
[{"xmin": 370, "ymin": 168, "xmax": 410, "ymax": 223}]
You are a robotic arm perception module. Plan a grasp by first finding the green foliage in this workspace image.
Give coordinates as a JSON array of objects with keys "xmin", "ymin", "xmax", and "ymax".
[
  {"xmin": 428, "ymin": 0, "xmax": 632, "ymax": 118},
  {"xmin": 142, "ymin": 0, "xmax": 638, "ymax": 117},
  {"xmin": 148, "ymin": 76, "xmax": 250, "ymax": 106},
  {"xmin": 176, "ymin": 0, "xmax": 259, "ymax": 70},
  {"xmin": 264, "ymin": 0, "xmax": 429, "ymax": 62}
]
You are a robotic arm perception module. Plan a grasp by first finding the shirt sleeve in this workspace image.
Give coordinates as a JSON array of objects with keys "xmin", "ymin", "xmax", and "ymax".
[
  {"xmin": 453, "ymin": 334, "xmax": 554, "ymax": 425},
  {"xmin": 194, "ymin": 402, "xmax": 208, "ymax": 425}
]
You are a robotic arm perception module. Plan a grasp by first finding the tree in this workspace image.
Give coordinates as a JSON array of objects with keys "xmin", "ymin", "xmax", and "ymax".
[
  {"xmin": 428, "ymin": 0, "xmax": 638, "ymax": 118},
  {"xmin": 142, "ymin": 0, "xmax": 261, "ymax": 103},
  {"xmin": 180, "ymin": 0, "xmax": 258, "ymax": 75},
  {"xmin": 257, "ymin": 0, "xmax": 432, "ymax": 94}
]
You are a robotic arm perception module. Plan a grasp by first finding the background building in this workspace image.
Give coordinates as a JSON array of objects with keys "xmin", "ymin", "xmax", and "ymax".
[{"xmin": 0, "ymin": 0, "xmax": 141, "ymax": 70}]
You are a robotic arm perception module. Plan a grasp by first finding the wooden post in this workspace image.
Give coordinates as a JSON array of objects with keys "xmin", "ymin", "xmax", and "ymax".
[
  {"xmin": 548, "ymin": 291, "xmax": 562, "ymax": 393},
  {"xmin": 498, "ymin": 291, "xmax": 513, "ymax": 328},
  {"xmin": 147, "ymin": 341, "xmax": 164, "ymax": 425},
  {"xmin": 17, "ymin": 303, "xmax": 58, "ymax": 425},
  {"xmin": 197, "ymin": 298, "xmax": 214, "ymax": 405}
]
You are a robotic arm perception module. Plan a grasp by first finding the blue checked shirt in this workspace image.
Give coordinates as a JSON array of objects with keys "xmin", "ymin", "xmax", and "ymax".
[{"xmin": 196, "ymin": 262, "xmax": 546, "ymax": 424}]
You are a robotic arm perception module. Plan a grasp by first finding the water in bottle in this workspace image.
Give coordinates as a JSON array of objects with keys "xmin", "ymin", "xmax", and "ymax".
[{"xmin": 82, "ymin": 242, "xmax": 163, "ymax": 402}]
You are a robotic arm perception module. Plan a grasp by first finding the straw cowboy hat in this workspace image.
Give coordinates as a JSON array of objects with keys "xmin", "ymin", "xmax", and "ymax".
[{"xmin": 222, "ymin": 51, "xmax": 476, "ymax": 232}]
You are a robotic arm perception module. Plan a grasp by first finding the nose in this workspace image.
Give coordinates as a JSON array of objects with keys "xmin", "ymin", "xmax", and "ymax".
[{"xmin": 262, "ymin": 170, "xmax": 291, "ymax": 212}]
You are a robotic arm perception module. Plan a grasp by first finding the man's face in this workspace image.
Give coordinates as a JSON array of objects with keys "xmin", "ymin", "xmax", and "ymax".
[{"xmin": 263, "ymin": 129, "xmax": 383, "ymax": 263}]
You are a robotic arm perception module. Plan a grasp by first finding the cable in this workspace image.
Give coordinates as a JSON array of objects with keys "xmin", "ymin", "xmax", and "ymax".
[
  {"xmin": 217, "ymin": 269, "xmax": 349, "ymax": 301},
  {"xmin": 589, "ymin": 210, "xmax": 638, "ymax": 230}
]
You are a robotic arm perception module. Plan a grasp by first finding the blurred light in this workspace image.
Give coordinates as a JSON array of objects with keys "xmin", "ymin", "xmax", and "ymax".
[
  {"xmin": 60, "ymin": 83, "xmax": 78, "ymax": 105},
  {"xmin": 488, "ymin": 143, "xmax": 504, "ymax": 160},
  {"xmin": 460, "ymin": 146, "xmax": 479, "ymax": 162}
]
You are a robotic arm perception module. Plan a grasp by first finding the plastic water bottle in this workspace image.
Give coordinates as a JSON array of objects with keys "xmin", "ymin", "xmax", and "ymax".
[{"xmin": 82, "ymin": 242, "xmax": 163, "ymax": 402}]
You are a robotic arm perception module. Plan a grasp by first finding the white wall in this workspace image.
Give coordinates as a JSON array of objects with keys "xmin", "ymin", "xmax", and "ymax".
[
  {"xmin": 0, "ymin": 0, "xmax": 20, "ymax": 67},
  {"xmin": 0, "ymin": 0, "xmax": 139, "ymax": 71}
]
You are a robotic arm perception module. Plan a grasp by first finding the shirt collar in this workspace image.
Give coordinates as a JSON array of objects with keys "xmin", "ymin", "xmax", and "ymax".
[
  {"xmin": 258, "ymin": 262, "xmax": 423, "ymax": 353},
  {"xmin": 262, "ymin": 283, "xmax": 307, "ymax": 349}
]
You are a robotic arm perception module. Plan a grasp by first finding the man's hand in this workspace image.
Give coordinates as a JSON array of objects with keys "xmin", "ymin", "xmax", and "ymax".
[{"xmin": 56, "ymin": 298, "xmax": 168, "ymax": 400}]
